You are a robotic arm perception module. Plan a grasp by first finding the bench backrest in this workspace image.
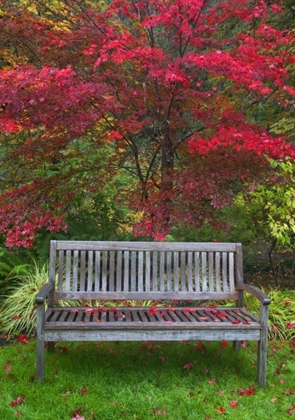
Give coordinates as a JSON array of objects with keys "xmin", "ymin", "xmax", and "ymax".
[{"xmin": 49, "ymin": 241, "xmax": 244, "ymax": 302}]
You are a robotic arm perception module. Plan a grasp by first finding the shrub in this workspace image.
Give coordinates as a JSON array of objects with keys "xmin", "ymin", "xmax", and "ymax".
[{"xmin": 244, "ymin": 289, "xmax": 295, "ymax": 340}]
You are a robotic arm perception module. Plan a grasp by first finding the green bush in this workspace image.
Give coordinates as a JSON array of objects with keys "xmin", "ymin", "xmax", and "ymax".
[{"xmin": 0, "ymin": 247, "xmax": 33, "ymax": 293}]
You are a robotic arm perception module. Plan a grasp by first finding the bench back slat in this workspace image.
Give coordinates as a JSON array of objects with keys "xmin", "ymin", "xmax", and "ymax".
[{"xmin": 50, "ymin": 241, "xmax": 243, "ymax": 301}]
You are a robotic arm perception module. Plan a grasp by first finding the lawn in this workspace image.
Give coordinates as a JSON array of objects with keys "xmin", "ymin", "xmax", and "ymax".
[{"xmin": 0, "ymin": 339, "xmax": 294, "ymax": 419}]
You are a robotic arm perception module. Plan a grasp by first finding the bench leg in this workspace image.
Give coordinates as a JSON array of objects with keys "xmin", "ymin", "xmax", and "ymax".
[
  {"xmin": 257, "ymin": 335, "xmax": 268, "ymax": 386},
  {"xmin": 48, "ymin": 342, "xmax": 55, "ymax": 352},
  {"xmin": 233, "ymin": 341, "xmax": 241, "ymax": 350},
  {"xmin": 36, "ymin": 305, "xmax": 45, "ymax": 382},
  {"xmin": 257, "ymin": 305, "xmax": 269, "ymax": 387}
]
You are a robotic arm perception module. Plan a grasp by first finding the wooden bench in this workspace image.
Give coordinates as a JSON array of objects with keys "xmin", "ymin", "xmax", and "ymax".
[{"xmin": 36, "ymin": 240, "xmax": 270, "ymax": 385}]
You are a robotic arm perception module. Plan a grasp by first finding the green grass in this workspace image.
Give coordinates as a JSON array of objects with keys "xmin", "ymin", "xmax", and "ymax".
[{"xmin": 0, "ymin": 340, "xmax": 295, "ymax": 419}]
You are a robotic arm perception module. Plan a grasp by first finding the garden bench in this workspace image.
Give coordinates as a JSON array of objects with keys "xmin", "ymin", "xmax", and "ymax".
[{"xmin": 36, "ymin": 240, "xmax": 270, "ymax": 385}]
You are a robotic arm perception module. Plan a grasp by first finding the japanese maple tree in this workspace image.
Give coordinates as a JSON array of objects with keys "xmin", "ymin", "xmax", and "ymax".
[{"xmin": 0, "ymin": 0, "xmax": 295, "ymax": 246}]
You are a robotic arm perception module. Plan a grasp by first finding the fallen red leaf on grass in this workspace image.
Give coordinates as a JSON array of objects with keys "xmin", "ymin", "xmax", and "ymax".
[
  {"xmin": 79, "ymin": 387, "xmax": 88, "ymax": 396},
  {"xmin": 287, "ymin": 404, "xmax": 295, "ymax": 415},
  {"xmin": 152, "ymin": 408, "xmax": 167, "ymax": 416},
  {"xmin": 17, "ymin": 335, "xmax": 30, "ymax": 344},
  {"xmin": 10, "ymin": 396, "xmax": 25, "ymax": 407},
  {"xmin": 216, "ymin": 406, "xmax": 226, "ymax": 414},
  {"xmin": 70, "ymin": 407, "xmax": 84, "ymax": 417},
  {"xmin": 238, "ymin": 386, "xmax": 255, "ymax": 396},
  {"xmin": 183, "ymin": 362, "xmax": 194, "ymax": 370},
  {"xmin": 229, "ymin": 401, "xmax": 239, "ymax": 408},
  {"xmin": 282, "ymin": 389, "xmax": 295, "ymax": 395}
]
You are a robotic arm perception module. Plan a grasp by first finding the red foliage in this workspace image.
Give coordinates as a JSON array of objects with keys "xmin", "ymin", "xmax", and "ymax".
[{"xmin": 0, "ymin": 0, "xmax": 295, "ymax": 245}]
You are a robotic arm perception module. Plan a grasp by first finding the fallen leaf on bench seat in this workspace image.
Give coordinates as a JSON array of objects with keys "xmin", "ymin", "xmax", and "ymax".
[
  {"xmin": 70, "ymin": 309, "xmax": 79, "ymax": 313},
  {"xmin": 149, "ymin": 307, "xmax": 160, "ymax": 315},
  {"xmin": 115, "ymin": 312, "xmax": 125, "ymax": 318},
  {"xmin": 84, "ymin": 308, "xmax": 102, "ymax": 314},
  {"xmin": 213, "ymin": 311, "xmax": 228, "ymax": 317}
]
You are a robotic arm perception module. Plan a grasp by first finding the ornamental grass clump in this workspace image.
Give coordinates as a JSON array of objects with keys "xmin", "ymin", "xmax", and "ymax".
[
  {"xmin": 0, "ymin": 262, "xmax": 48, "ymax": 336},
  {"xmin": 244, "ymin": 289, "xmax": 295, "ymax": 340},
  {"xmin": 0, "ymin": 262, "xmax": 101, "ymax": 337}
]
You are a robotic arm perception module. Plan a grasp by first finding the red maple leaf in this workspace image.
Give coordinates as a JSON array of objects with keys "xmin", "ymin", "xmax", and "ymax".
[
  {"xmin": 287, "ymin": 404, "xmax": 295, "ymax": 415},
  {"xmin": 70, "ymin": 407, "xmax": 85, "ymax": 419},
  {"xmin": 10, "ymin": 396, "xmax": 25, "ymax": 407},
  {"xmin": 213, "ymin": 311, "xmax": 228, "ymax": 317},
  {"xmin": 149, "ymin": 306, "xmax": 160, "ymax": 315},
  {"xmin": 183, "ymin": 362, "xmax": 194, "ymax": 370},
  {"xmin": 238, "ymin": 386, "xmax": 255, "ymax": 396},
  {"xmin": 216, "ymin": 406, "xmax": 226, "ymax": 414},
  {"xmin": 152, "ymin": 408, "xmax": 167, "ymax": 416},
  {"xmin": 17, "ymin": 335, "xmax": 30, "ymax": 344}
]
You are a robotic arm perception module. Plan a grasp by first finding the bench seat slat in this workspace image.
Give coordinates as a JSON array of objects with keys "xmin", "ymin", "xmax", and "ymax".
[
  {"xmin": 54, "ymin": 291, "xmax": 239, "ymax": 301},
  {"xmin": 55, "ymin": 241, "xmax": 239, "ymax": 252},
  {"xmin": 44, "ymin": 323, "xmax": 261, "ymax": 331}
]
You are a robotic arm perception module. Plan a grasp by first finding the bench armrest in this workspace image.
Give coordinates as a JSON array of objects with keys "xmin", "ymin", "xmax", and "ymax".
[
  {"xmin": 36, "ymin": 283, "xmax": 54, "ymax": 304},
  {"xmin": 238, "ymin": 283, "xmax": 271, "ymax": 306}
]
